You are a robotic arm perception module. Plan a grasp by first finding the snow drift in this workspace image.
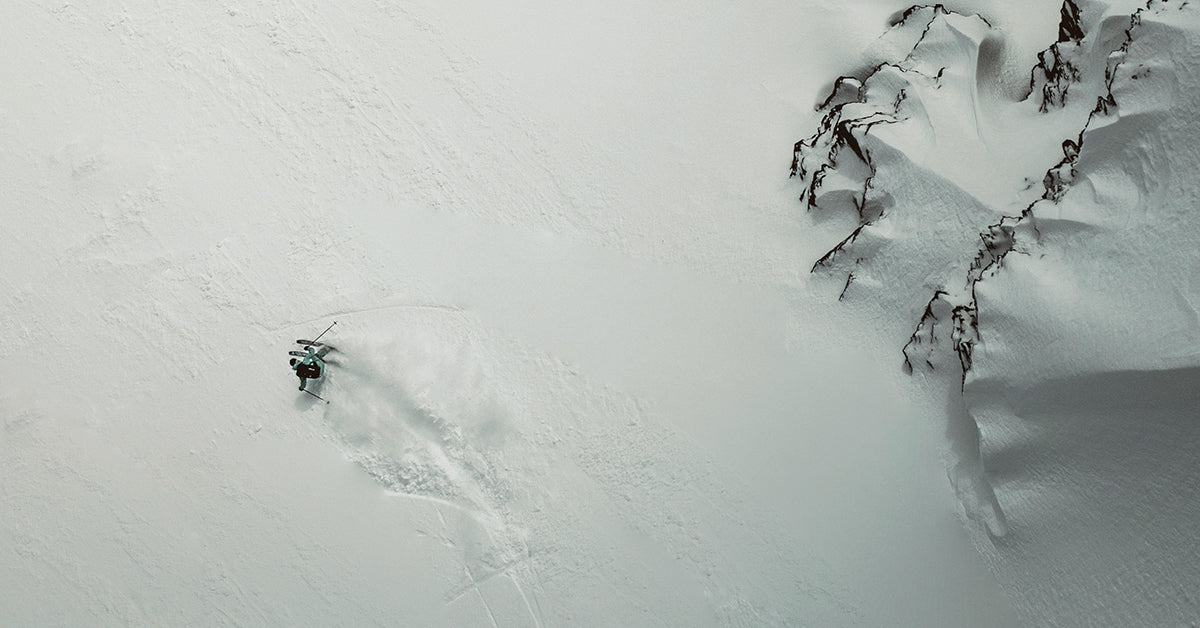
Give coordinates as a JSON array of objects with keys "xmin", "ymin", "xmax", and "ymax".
[{"xmin": 794, "ymin": 0, "xmax": 1200, "ymax": 623}]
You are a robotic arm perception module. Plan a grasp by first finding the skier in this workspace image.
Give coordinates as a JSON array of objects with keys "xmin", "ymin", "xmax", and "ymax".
[
  {"xmin": 289, "ymin": 322, "xmax": 338, "ymax": 396},
  {"xmin": 290, "ymin": 344, "xmax": 332, "ymax": 391}
]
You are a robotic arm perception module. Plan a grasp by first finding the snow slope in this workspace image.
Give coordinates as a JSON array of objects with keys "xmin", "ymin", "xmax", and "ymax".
[
  {"xmin": 793, "ymin": 0, "xmax": 1200, "ymax": 623},
  {"xmin": 967, "ymin": 3, "xmax": 1200, "ymax": 623},
  {"xmin": 9, "ymin": 0, "xmax": 1196, "ymax": 624},
  {"xmin": 2, "ymin": 1, "xmax": 1019, "ymax": 626}
]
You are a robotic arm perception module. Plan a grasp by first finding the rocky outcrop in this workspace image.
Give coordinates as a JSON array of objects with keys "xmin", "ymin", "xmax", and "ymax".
[
  {"xmin": 794, "ymin": 1, "xmax": 1200, "ymax": 622},
  {"xmin": 795, "ymin": 0, "xmax": 1152, "ymax": 386},
  {"xmin": 1059, "ymin": 0, "xmax": 1085, "ymax": 42},
  {"xmin": 908, "ymin": 4, "xmax": 1148, "ymax": 387},
  {"xmin": 1030, "ymin": 0, "xmax": 1089, "ymax": 110}
]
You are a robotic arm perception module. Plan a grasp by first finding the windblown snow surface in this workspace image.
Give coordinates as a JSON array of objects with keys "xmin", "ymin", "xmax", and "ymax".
[
  {"xmin": 794, "ymin": 0, "xmax": 1200, "ymax": 624},
  {"xmin": 2, "ymin": 0, "xmax": 1197, "ymax": 626}
]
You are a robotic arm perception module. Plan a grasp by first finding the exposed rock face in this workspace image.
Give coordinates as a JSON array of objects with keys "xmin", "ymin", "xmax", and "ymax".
[
  {"xmin": 1031, "ymin": 0, "xmax": 1089, "ymax": 110},
  {"xmin": 1059, "ymin": 0, "xmax": 1085, "ymax": 42}
]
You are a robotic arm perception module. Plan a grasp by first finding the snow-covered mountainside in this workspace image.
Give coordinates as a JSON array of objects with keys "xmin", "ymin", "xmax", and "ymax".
[
  {"xmin": 3, "ymin": 2, "xmax": 1016, "ymax": 626},
  {"xmin": 4, "ymin": 0, "xmax": 1197, "ymax": 625},
  {"xmin": 795, "ymin": 0, "xmax": 1200, "ymax": 623}
]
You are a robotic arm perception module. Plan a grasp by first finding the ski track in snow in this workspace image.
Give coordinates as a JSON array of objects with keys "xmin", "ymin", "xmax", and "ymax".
[
  {"xmin": 319, "ymin": 319, "xmax": 510, "ymax": 521},
  {"xmin": 301, "ymin": 309, "xmax": 869, "ymax": 625}
]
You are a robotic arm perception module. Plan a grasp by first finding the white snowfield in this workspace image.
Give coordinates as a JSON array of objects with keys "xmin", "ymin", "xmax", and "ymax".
[{"xmin": 1, "ymin": 1, "xmax": 1195, "ymax": 627}]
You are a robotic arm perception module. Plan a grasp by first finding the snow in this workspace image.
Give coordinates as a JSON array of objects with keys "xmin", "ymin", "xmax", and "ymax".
[
  {"xmin": 963, "ymin": 4, "xmax": 1200, "ymax": 622},
  {"xmin": 793, "ymin": 0, "xmax": 1200, "ymax": 624},
  {"xmin": 4, "ymin": 0, "xmax": 1198, "ymax": 625}
]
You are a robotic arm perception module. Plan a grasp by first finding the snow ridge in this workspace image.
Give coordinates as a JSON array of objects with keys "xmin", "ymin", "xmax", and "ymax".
[
  {"xmin": 905, "ymin": 2, "xmax": 1149, "ymax": 389},
  {"xmin": 792, "ymin": 0, "xmax": 1156, "ymax": 383},
  {"xmin": 795, "ymin": 0, "xmax": 1200, "ymax": 622}
]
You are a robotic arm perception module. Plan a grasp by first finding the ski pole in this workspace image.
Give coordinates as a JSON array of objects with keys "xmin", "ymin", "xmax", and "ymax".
[
  {"xmin": 303, "ymin": 389, "xmax": 330, "ymax": 404},
  {"xmin": 310, "ymin": 321, "xmax": 337, "ymax": 345}
]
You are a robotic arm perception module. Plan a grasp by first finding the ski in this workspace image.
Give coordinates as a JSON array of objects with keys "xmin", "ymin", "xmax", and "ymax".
[
  {"xmin": 297, "ymin": 340, "xmax": 336, "ymax": 352},
  {"xmin": 289, "ymin": 350, "xmax": 311, "ymax": 358}
]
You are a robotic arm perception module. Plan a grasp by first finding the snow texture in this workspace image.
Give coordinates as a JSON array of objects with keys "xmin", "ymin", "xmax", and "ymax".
[
  {"xmin": 794, "ymin": 0, "xmax": 1200, "ymax": 623},
  {"xmin": 1, "ymin": 1, "xmax": 1020, "ymax": 625},
  {"xmin": 4, "ymin": 0, "xmax": 1198, "ymax": 625}
]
